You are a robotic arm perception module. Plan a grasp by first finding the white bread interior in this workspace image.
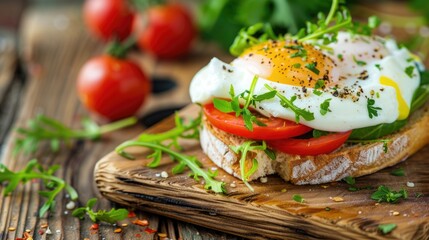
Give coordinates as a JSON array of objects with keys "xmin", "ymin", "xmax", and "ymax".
[{"xmin": 200, "ymin": 101, "xmax": 429, "ymax": 185}]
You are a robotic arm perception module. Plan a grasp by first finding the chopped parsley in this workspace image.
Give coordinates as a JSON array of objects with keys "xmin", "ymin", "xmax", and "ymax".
[
  {"xmin": 353, "ymin": 55, "xmax": 367, "ymax": 66},
  {"xmin": 320, "ymin": 98, "xmax": 332, "ymax": 115},
  {"xmin": 375, "ymin": 64, "xmax": 382, "ymax": 71},
  {"xmin": 367, "ymin": 98, "xmax": 382, "ymax": 119},
  {"xmin": 313, "ymin": 80, "xmax": 325, "ymax": 96},
  {"xmin": 378, "ymin": 223, "xmax": 397, "ymax": 235},
  {"xmin": 293, "ymin": 63, "xmax": 301, "ymax": 68},
  {"xmin": 337, "ymin": 54, "xmax": 344, "ymax": 61},
  {"xmin": 405, "ymin": 66, "xmax": 415, "ymax": 78},
  {"xmin": 305, "ymin": 62, "xmax": 320, "ymax": 75},
  {"xmin": 292, "ymin": 194, "xmax": 305, "ymax": 203},
  {"xmin": 390, "ymin": 167, "xmax": 405, "ymax": 176},
  {"xmin": 371, "ymin": 185, "xmax": 408, "ymax": 203},
  {"xmin": 289, "ymin": 45, "xmax": 308, "ymax": 60}
]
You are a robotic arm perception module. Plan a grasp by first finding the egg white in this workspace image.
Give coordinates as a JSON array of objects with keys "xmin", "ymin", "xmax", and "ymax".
[{"xmin": 190, "ymin": 32, "xmax": 421, "ymax": 132}]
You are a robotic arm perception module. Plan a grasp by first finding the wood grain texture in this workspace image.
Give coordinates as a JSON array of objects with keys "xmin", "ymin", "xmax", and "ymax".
[
  {"xmin": 0, "ymin": 4, "xmax": 243, "ymax": 240},
  {"xmin": 95, "ymin": 105, "xmax": 429, "ymax": 240}
]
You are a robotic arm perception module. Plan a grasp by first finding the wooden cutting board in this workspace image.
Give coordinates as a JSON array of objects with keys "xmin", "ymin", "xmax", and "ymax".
[{"xmin": 94, "ymin": 104, "xmax": 429, "ymax": 240}]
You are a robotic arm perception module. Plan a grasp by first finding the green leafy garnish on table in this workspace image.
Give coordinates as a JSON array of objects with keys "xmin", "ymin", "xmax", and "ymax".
[
  {"xmin": 14, "ymin": 115, "xmax": 137, "ymax": 155},
  {"xmin": 213, "ymin": 75, "xmax": 276, "ymax": 131},
  {"xmin": 371, "ymin": 185, "xmax": 408, "ymax": 203},
  {"xmin": 292, "ymin": 194, "xmax": 305, "ymax": 203},
  {"xmin": 72, "ymin": 198, "xmax": 128, "ymax": 224},
  {"xmin": 390, "ymin": 167, "xmax": 405, "ymax": 177},
  {"xmin": 378, "ymin": 223, "xmax": 397, "ymax": 235},
  {"xmin": 115, "ymin": 113, "xmax": 226, "ymax": 194},
  {"xmin": 0, "ymin": 159, "xmax": 78, "ymax": 217}
]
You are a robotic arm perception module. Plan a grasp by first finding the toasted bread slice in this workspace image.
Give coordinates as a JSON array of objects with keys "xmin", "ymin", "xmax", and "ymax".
[{"xmin": 200, "ymin": 102, "xmax": 429, "ymax": 185}]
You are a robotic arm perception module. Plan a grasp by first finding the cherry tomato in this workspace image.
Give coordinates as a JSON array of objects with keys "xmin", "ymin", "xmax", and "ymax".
[
  {"xmin": 77, "ymin": 55, "xmax": 151, "ymax": 120},
  {"xmin": 83, "ymin": 0, "xmax": 134, "ymax": 41},
  {"xmin": 134, "ymin": 3, "xmax": 196, "ymax": 59},
  {"xmin": 267, "ymin": 131, "xmax": 352, "ymax": 156},
  {"xmin": 203, "ymin": 103, "xmax": 312, "ymax": 140}
]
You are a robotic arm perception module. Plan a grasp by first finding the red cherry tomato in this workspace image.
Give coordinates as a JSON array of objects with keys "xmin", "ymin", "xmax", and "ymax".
[
  {"xmin": 134, "ymin": 3, "xmax": 196, "ymax": 59},
  {"xmin": 267, "ymin": 131, "xmax": 352, "ymax": 156},
  {"xmin": 77, "ymin": 55, "xmax": 151, "ymax": 120},
  {"xmin": 83, "ymin": 0, "xmax": 134, "ymax": 41},
  {"xmin": 203, "ymin": 103, "xmax": 312, "ymax": 140}
]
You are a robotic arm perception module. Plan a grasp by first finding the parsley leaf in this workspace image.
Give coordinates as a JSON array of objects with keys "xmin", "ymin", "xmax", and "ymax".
[
  {"xmin": 265, "ymin": 84, "xmax": 315, "ymax": 122},
  {"xmin": 371, "ymin": 185, "xmax": 408, "ymax": 203},
  {"xmin": 72, "ymin": 198, "xmax": 128, "ymax": 224},
  {"xmin": 320, "ymin": 98, "xmax": 332, "ymax": 115},
  {"xmin": 305, "ymin": 62, "xmax": 320, "ymax": 74},
  {"xmin": 313, "ymin": 80, "xmax": 325, "ymax": 96},
  {"xmin": 353, "ymin": 55, "xmax": 367, "ymax": 66},
  {"xmin": 375, "ymin": 64, "xmax": 382, "ymax": 71},
  {"xmin": 229, "ymin": 141, "xmax": 274, "ymax": 192},
  {"xmin": 14, "ymin": 115, "xmax": 137, "ymax": 155},
  {"xmin": 367, "ymin": 98, "xmax": 382, "ymax": 119},
  {"xmin": 292, "ymin": 194, "xmax": 305, "ymax": 203},
  {"xmin": 0, "ymin": 159, "xmax": 78, "ymax": 217},
  {"xmin": 378, "ymin": 223, "xmax": 397, "ymax": 235},
  {"xmin": 405, "ymin": 66, "xmax": 415, "ymax": 78},
  {"xmin": 229, "ymin": 23, "xmax": 279, "ymax": 56}
]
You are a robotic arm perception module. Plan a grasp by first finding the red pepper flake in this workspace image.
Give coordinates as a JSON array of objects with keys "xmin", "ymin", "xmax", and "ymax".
[
  {"xmin": 127, "ymin": 211, "xmax": 136, "ymax": 218},
  {"xmin": 90, "ymin": 223, "xmax": 99, "ymax": 230},
  {"xmin": 38, "ymin": 229, "xmax": 45, "ymax": 235},
  {"xmin": 132, "ymin": 219, "xmax": 149, "ymax": 227},
  {"xmin": 135, "ymin": 233, "xmax": 142, "ymax": 238},
  {"xmin": 144, "ymin": 228, "xmax": 157, "ymax": 234}
]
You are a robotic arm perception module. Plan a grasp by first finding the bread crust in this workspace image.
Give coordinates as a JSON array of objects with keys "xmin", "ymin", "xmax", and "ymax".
[{"xmin": 200, "ymin": 102, "xmax": 429, "ymax": 185}]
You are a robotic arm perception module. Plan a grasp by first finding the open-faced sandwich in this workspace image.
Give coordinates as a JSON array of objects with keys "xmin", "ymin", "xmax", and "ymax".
[{"xmin": 189, "ymin": 1, "xmax": 429, "ymax": 190}]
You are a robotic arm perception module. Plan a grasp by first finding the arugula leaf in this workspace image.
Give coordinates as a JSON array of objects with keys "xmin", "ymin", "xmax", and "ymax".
[
  {"xmin": 213, "ymin": 76, "xmax": 276, "ymax": 131},
  {"xmin": 229, "ymin": 23, "xmax": 278, "ymax": 56},
  {"xmin": 349, "ymin": 120, "xmax": 407, "ymax": 140},
  {"xmin": 116, "ymin": 141, "xmax": 226, "ymax": 194},
  {"xmin": 320, "ymin": 98, "xmax": 332, "ymax": 115},
  {"xmin": 378, "ymin": 223, "xmax": 397, "ymax": 235},
  {"xmin": 371, "ymin": 185, "xmax": 408, "ymax": 203},
  {"xmin": 72, "ymin": 198, "xmax": 128, "ymax": 224},
  {"xmin": 405, "ymin": 66, "xmax": 415, "ymax": 78},
  {"xmin": 390, "ymin": 167, "xmax": 405, "ymax": 177},
  {"xmin": 265, "ymin": 84, "xmax": 314, "ymax": 122},
  {"xmin": 14, "ymin": 115, "xmax": 137, "ymax": 155},
  {"xmin": 0, "ymin": 159, "xmax": 78, "ymax": 217},
  {"xmin": 229, "ymin": 141, "xmax": 274, "ymax": 192}
]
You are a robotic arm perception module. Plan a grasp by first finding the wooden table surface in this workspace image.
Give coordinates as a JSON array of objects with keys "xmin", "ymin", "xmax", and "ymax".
[{"xmin": 0, "ymin": 3, "xmax": 241, "ymax": 240}]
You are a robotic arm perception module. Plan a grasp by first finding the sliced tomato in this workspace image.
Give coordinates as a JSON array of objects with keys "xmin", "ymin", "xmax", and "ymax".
[
  {"xmin": 203, "ymin": 103, "xmax": 312, "ymax": 140},
  {"xmin": 267, "ymin": 131, "xmax": 352, "ymax": 156}
]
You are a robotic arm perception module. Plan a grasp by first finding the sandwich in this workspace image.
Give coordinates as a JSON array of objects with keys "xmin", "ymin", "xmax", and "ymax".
[{"xmin": 189, "ymin": 2, "xmax": 429, "ymax": 190}]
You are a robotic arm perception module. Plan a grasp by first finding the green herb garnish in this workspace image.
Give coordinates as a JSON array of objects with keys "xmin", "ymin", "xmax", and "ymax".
[
  {"xmin": 353, "ymin": 55, "xmax": 367, "ymax": 66},
  {"xmin": 0, "ymin": 159, "xmax": 78, "ymax": 217},
  {"xmin": 72, "ymin": 198, "xmax": 128, "ymax": 224},
  {"xmin": 292, "ymin": 194, "xmax": 305, "ymax": 203},
  {"xmin": 293, "ymin": 63, "xmax": 302, "ymax": 68},
  {"xmin": 375, "ymin": 64, "xmax": 382, "ymax": 71},
  {"xmin": 213, "ymin": 76, "xmax": 276, "ymax": 131},
  {"xmin": 313, "ymin": 79, "xmax": 325, "ymax": 96},
  {"xmin": 367, "ymin": 98, "xmax": 382, "ymax": 119},
  {"xmin": 230, "ymin": 141, "xmax": 275, "ymax": 192},
  {"xmin": 229, "ymin": 23, "xmax": 279, "ymax": 56},
  {"xmin": 371, "ymin": 185, "xmax": 408, "ymax": 203},
  {"xmin": 405, "ymin": 66, "xmax": 415, "ymax": 78},
  {"xmin": 378, "ymin": 223, "xmax": 397, "ymax": 235},
  {"xmin": 14, "ymin": 115, "xmax": 137, "ymax": 155},
  {"xmin": 390, "ymin": 167, "xmax": 405, "ymax": 177},
  {"xmin": 320, "ymin": 98, "xmax": 332, "ymax": 115},
  {"xmin": 305, "ymin": 62, "xmax": 320, "ymax": 74},
  {"xmin": 288, "ymin": 45, "xmax": 308, "ymax": 60},
  {"xmin": 265, "ymin": 84, "xmax": 315, "ymax": 122}
]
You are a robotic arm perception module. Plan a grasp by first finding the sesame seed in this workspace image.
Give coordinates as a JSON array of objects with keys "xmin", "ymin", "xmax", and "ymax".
[
  {"xmin": 8, "ymin": 227, "xmax": 16, "ymax": 231},
  {"xmin": 66, "ymin": 201, "xmax": 76, "ymax": 210},
  {"xmin": 331, "ymin": 197, "xmax": 344, "ymax": 202},
  {"xmin": 407, "ymin": 182, "xmax": 415, "ymax": 187},
  {"xmin": 160, "ymin": 171, "xmax": 169, "ymax": 178},
  {"xmin": 260, "ymin": 177, "xmax": 268, "ymax": 183},
  {"xmin": 230, "ymin": 183, "xmax": 237, "ymax": 188}
]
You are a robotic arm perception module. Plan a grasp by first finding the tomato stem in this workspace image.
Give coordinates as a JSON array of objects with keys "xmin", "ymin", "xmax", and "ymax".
[{"xmin": 106, "ymin": 37, "xmax": 136, "ymax": 58}]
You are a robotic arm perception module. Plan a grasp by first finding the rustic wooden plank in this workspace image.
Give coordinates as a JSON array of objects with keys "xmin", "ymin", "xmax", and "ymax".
[{"xmin": 95, "ymin": 104, "xmax": 429, "ymax": 240}]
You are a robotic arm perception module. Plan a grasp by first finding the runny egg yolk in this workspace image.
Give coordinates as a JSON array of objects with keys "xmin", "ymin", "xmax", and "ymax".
[
  {"xmin": 379, "ymin": 76, "xmax": 409, "ymax": 120},
  {"xmin": 238, "ymin": 40, "xmax": 336, "ymax": 88}
]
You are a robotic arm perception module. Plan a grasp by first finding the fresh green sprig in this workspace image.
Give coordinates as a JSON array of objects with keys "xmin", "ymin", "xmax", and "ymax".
[
  {"xmin": 14, "ymin": 115, "xmax": 137, "ymax": 155},
  {"xmin": 72, "ymin": 198, "xmax": 128, "ymax": 224},
  {"xmin": 264, "ymin": 84, "xmax": 315, "ymax": 122},
  {"xmin": 213, "ymin": 76, "xmax": 276, "ymax": 131},
  {"xmin": 371, "ymin": 185, "xmax": 408, "ymax": 203},
  {"xmin": 367, "ymin": 98, "xmax": 382, "ymax": 119},
  {"xmin": 390, "ymin": 167, "xmax": 405, "ymax": 177},
  {"xmin": 229, "ymin": 141, "xmax": 275, "ymax": 192},
  {"xmin": 292, "ymin": 194, "xmax": 305, "ymax": 203},
  {"xmin": 0, "ymin": 159, "xmax": 78, "ymax": 217},
  {"xmin": 342, "ymin": 176, "xmax": 373, "ymax": 192},
  {"xmin": 116, "ymin": 141, "xmax": 226, "ymax": 194},
  {"xmin": 229, "ymin": 23, "xmax": 279, "ymax": 56},
  {"xmin": 378, "ymin": 223, "xmax": 397, "ymax": 235}
]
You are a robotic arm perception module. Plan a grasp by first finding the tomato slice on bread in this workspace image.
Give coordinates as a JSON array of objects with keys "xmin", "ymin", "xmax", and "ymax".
[
  {"xmin": 266, "ymin": 131, "xmax": 352, "ymax": 156},
  {"xmin": 203, "ymin": 103, "xmax": 312, "ymax": 140}
]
